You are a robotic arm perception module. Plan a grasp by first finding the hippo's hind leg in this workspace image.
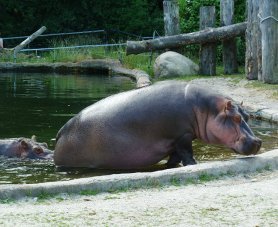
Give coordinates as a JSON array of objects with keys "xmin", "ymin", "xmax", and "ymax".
[
  {"xmin": 167, "ymin": 134, "xmax": 196, "ymax": 168},
  {"xmin": 167, "ymin": 152, "xmax": 182, "ymax": 168}
]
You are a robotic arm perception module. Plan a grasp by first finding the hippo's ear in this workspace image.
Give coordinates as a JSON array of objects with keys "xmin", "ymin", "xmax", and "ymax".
[
  {"xmin": 226, "ymin": 101, "xmax": 232, "ymax": 110},
  {"xmin": 20, "ymin": 140, "xmax": 29, "ymax": 150},
  {"xmin": 31, "ymin": 135, "xmax": 37, "ymax": 142},
  {"xmin": 224, "ymin": 100, "xmax": 232, "ymax": 113}
]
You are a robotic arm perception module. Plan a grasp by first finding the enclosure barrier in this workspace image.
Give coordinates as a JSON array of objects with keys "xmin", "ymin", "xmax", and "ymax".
[{"xmin": 1, "ymin": 28, "xmax": 155, "ymax": 63}]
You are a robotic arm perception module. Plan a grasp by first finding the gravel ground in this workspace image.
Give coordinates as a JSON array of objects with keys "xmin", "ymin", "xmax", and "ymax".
[
  {"xmin": 190, "ymin": 77, "xmax": 278, "ymax": 114},
  {"xmin": 0, "ymin": 78, "xmax": 277, "ymax": 226},
  {"xmin": 0, "ymin": 170, "xmax": 277, "ymax": 226}
]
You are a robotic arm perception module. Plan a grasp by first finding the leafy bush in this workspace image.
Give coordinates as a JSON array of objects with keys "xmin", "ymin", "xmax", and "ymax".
[{"xmin": 178, "ymin": 0, "xmax": 246, "ymax": 65}]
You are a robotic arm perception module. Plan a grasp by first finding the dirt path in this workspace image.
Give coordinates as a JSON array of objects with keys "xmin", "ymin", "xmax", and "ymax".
[
  {"xmin": 0, "ymin": 170, "xmax": 277, "ymax": 226},
  {"xmin": 190, "ymin": 77, "xmax": 278, "ymax": 114}
]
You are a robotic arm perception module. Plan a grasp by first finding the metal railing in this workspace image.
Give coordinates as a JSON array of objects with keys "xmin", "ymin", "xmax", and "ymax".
[{"xmin": 1, "ymin": 28, "xmax": 159, "ymax": 62}]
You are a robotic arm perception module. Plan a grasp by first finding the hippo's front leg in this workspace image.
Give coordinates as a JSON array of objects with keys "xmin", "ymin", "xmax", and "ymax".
[{"xmin": 167, "ymin": 134, "xmax": 196, "ymax": 168}]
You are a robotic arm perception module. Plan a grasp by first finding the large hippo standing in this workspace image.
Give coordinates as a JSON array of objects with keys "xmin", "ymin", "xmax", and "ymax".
[
  {"xmin": 0, "ymin": 136, "xmax": 53, "ymax": 159},
  {"xmin": 54, "ymin": 80, "xmax": 261, "ymax": 169}
]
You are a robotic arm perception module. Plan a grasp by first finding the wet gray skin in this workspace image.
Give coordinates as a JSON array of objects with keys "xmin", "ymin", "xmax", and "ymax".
[{"xmin": 54, "ymin": 80, "xmax": 262, "ymax": 169}]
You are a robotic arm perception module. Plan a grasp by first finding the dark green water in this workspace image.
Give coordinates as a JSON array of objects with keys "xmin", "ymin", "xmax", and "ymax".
[{"xmin": 0, "ymin": 73, "xmax": 277, "ymax": 184}]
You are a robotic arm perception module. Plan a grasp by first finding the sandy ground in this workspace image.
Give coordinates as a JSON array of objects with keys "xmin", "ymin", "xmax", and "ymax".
[
  {"xmin": 0, "ymin": 170, "xmax": 277, "ymax": 226},
  {"xmin": 0, "ymin": 78, "xmax": 277, "ymax": 226}
]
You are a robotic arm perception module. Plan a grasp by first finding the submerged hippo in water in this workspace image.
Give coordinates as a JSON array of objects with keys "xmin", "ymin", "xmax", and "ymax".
[
  {"xmin": 0, "ymin": 136, "xmax": 53, "ymax": 159},
  {"xmin": 54, "ymin": 80, "xmax": 261, "ymax": 169}
]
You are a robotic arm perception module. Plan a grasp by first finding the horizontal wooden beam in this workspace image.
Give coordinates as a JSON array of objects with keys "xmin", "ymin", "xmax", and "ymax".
[{"xmin": 126, "ymin": 22, "xmax": 247, "ymax": 55}]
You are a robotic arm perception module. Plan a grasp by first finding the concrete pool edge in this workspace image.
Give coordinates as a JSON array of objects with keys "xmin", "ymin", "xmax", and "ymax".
[
  {"xmin": 0, "ymin": 149, "xmax": 277, "ymax": 200},
  {"xmin": 0, "ymin": 60, "xmax": 152, "ymax": 88}
]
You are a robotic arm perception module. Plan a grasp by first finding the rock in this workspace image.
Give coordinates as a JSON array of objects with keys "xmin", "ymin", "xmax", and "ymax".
[{"xmin": 154, "ymin": 51, "xmax": 199, "ymax": 78}]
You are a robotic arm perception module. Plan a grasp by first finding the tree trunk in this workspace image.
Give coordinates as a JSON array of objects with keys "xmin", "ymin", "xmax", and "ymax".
[
  {"xmin": 163, "ymin": 0, "xmax": 180, "ymax": 36},
  {"xmin": 220, "ymin": 0, "xmax": 238, "ymax": 74},
  {"xmin": 245, "ymin": 0, "xmax": 261, "ymax": 80},
  {"xmin": 126, "ymin": 22, "xmax": 247, "ymax": 55},
  {"xmin": 13, "ymin": 26, "xmax": 47, "ymax": 56},
  {"xmin": 259, "ymin": 0, "xmax": 278, "ymax": 84},
  {"xmin": 199, "ymin": 6, "xmax": 216, "ymax": 76}
]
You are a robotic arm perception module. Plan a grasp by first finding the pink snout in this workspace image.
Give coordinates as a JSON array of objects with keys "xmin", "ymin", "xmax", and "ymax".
[{"xmin": 234, "ymin": 136, "xmax": 262, "ymax": 155}]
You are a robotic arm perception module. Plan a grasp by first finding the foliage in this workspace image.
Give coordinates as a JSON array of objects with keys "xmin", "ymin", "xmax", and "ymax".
[
  {"xmin": 0, "ymin": 0, "xmax": 247, "ymax": 65},
  {"xmin": 178, "ymin": 0, "xmax": 246, "ymax": 65},
  {"xmin": 0, "ymin": 0, "xmax": 163, "ymax": 37}
]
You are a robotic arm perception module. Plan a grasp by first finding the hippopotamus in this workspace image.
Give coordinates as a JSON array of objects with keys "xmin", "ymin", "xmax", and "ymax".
[
  {"xmin": 54, "ymin": 80, "xmax": 262, "ymax": 169},
  {"xmin": 0, "ymin": 136, "xmax": 53, "ymax": 159}
]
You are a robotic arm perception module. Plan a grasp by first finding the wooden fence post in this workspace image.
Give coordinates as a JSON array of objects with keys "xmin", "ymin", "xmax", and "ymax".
[
  {"xmin": 163, "ymin": 0, "xmax": 180, "ymax": 36},
  {"xmin": 220, "ymin": 0, "xmax": 238, "ymax": 74},
  {"xmin": 245, "ymin": 0, "xmax": 261, "ymax": 80},
  {"xmin": 259, "ymin": 0, "xmax": 278, "ymax": 84},
  {"xmin": 199, "ymin": 6, "xmax": 216, "ymax": 76}
]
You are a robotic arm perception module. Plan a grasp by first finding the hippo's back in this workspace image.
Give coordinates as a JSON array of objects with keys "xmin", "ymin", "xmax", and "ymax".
[{"xmin": 54, "ymin": 80, "xmax": 191, "ymax": 168}]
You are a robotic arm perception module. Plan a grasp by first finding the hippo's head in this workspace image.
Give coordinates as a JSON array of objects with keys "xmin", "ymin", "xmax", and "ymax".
[
  {"xmin": 206, "ymin": 100, "xmax": 262, "ymax": 155},
  {"xmin": 16, "ymin": 137, "xmax": 53, "ymax": 160}
]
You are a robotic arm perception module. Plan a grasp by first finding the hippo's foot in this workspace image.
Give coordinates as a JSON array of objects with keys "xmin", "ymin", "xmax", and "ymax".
[
  {"xmin": 167, "ymin": 150, "xmax": 197, "ymax": 168},
  {"xmin": 182, "ymin": 158, "xmax": 197, "ymax": 166},
  {"xmin": 166, "ymin": 162, "xmax": 181, "ymax": 168},
  {"xmin": 166, "ymin": 152, "xmax": 182, "ymax": 168}
]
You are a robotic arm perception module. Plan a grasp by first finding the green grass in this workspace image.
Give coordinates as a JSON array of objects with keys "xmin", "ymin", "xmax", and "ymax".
[
  {"xmin": 80, "ymin": 189, "xmax": 99, "ymax": 196},
  {"xmin": 37, "ymin": 191, "xmax": 53, "ymax": 201},
  {"xmin": 0, "ymin": 198, "xmax": 15, "ymax": 204}
]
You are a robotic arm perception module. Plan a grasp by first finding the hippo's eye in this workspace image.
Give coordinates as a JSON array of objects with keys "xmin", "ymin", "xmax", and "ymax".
[
  {"xmin": 34, "ymin": 147, "xmax": 43, "ymax": 154},
  {"xmin": 233, "ymin": 115, "xmax": 242, "ymax": 123}
]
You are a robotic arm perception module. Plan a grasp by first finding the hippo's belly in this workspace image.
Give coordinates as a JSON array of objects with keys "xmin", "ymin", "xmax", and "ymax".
[{"xmin": 94, "ymin": 139, "xmax": 175, "ymax": 169}]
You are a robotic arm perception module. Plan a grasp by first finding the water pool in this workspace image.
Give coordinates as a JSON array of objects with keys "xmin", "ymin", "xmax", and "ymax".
[{"xmin": 0, "ymin": 73, "xmax": 277, "ymax": 184}]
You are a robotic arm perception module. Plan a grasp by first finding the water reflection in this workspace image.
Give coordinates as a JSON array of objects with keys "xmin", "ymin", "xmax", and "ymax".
[{"xmin": 0, "ymin": 73, "xmax": 135, "ymax": 146}]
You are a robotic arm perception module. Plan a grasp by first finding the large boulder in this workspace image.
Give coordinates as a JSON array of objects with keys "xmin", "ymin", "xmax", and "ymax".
[{"xmin": 154, "ymin": 51, "xmax": 199, "ymax": 78}]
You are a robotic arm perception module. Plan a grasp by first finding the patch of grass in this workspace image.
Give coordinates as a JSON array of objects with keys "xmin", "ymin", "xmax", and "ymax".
[
  {"xmin": 170, "ymin": 177, "xmax": 181, "ymax": 186},
  {"xmin": 37, "ymin": 191, "xmax": 53, "ymax": 201},
  {"xmin": 198, "ymin": 173, "xmax": 218, "ymax": 182},
  {"xmin": 185, "ymin": 177, "xmax": 198, "ymax": 185},
  {"xmin": 256, "ymin": 164, "xmax": 273, "ymax": 173},
  {"xmin": 263, "ymin": 164, "xmax": 273, "ymax": 171},
  {"xmin": 80, "ymin": 189, "xmax": 99, "ymax": 196},
  {"xmin": 0, "ymin": 198, "xmax": 14, "ymax": 204}
]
